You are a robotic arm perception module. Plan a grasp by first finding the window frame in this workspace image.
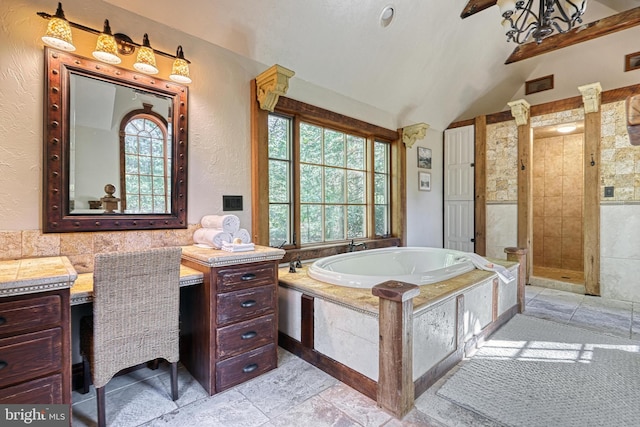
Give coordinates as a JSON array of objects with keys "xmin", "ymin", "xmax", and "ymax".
[
  {"xmin": 252, "ymin": 87, "xmax": 405, "ymax": 259},
  {"xmin": 119, "ymin": 104, "xmax": 171, "ymax": 214}
]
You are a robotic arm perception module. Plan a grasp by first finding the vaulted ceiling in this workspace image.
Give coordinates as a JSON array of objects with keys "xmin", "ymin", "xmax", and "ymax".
[{"xmin": 104, "ymin": 0, "xmax": 640, "ymax": 130}]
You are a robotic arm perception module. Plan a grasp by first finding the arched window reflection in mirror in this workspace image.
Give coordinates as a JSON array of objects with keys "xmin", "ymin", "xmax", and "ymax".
[{"xmin": 120, "ymin": 104, "xmax": 171, "ymax": 214}]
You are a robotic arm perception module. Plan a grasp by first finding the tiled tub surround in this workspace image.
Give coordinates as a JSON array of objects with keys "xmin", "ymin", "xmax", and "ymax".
[
  {"xmin": 278, "ymin": 258, "xmax": 520, "ymax": 415},
  {"xmin": 0, "ymin": 257, "xmax": 76, "ymax": 404}
]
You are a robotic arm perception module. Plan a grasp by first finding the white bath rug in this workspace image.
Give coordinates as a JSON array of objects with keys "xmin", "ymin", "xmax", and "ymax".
[{"xmin": 436, "ymin": 314, "xmax": 640, "ymax": 427}]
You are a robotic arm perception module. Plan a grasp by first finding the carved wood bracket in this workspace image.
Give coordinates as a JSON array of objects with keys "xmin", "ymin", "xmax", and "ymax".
[
  {"xmin": 507, "ymin": 99, "xmax": 530, "ymax": 126},
  {"xmin": 402, "ymin": 123, "xmax": 430, "ymax": 148},
  {"xmin": 255, "ymin": 64, "xmax": 295, "ymax": 112},
  {"xmin": 578, "ymin": 82, "xmax": 602, "ymax": 113}
]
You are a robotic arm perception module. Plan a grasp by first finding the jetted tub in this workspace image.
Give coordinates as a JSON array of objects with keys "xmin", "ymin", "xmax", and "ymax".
[{"xmin": 307, "ymin": 246, "xmax": 475, "ymax": 288}]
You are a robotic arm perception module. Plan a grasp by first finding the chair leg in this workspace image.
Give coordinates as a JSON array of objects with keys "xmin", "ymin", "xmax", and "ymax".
[
  {"xmin": 170, "ymin": 362, "xmax": 178, "ymax": 401},
  {"xmin": 96, "ymin": 386, "xmax": 106, "ymax": 427},
  {"xmin": 81, "ymin": 355, "xmax": 91, "ymax": 394}
]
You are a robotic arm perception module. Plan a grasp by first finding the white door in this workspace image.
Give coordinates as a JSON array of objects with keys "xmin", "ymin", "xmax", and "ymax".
[{"xmin": 444, "ymin": 126, "xmax": 475, "ymax": 252}]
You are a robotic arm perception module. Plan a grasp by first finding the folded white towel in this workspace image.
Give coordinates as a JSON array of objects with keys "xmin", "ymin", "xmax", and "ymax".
[
  {"xmin": 193, "ymin": 228, "xmax": 232, "ymax": 249},
  {"xmin": 200, "ymin": 215, "xmax": 240, "ymax": 234},
  {"xmin": 463, "ymin": 253, "xmax": 515, "ymax": 283},
  {"xmin": 232, "ymin": 228, "xmax": 251, "ymax": 244},
  {"xmin": 221, "ymin": 242, "xmax": 255, "ymax": 252}
]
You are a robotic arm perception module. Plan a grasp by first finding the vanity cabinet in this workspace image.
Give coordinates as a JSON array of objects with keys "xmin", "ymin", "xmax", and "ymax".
[
  {"xmin": 0, "ymin": 290, "xmax": 71, "ymax": 404},
  {"xmin": 179, "ymin": 246, "xmax": 285, "ymax": 395}
]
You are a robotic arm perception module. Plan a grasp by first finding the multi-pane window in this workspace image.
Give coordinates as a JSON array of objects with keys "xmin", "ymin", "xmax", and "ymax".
[
  {"xmin": 267, "ymin": 114, "xmax": 391, "ymax": 247},
  {"xmin": 121, "ymin": 115, "xmax": 171, "ymax": 213}
]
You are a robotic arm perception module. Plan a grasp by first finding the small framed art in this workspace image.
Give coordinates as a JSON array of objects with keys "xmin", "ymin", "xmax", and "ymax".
[
  {"xmin": 417, "ymin": 146, "xmax": 432, "ymax": 169},
  {"xmin": 418, "ymin": 171, "xmax": 431, "ymax": 191},
  {"xmin": 625, "ymin": 51, "xmax": 640, "ymax": 72}
]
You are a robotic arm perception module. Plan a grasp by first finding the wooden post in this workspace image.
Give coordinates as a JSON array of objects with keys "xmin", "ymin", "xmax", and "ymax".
[
  {"xmin": 505, "ymin": 247, "xmax": 528, "ymax": 313},
  {"xmin": 372, "ymin": 281, "xmax": 420, "ymax": 418},
  {"xmin": 474, "ymin": 115, "xmax": 487, "ymax": 256}
]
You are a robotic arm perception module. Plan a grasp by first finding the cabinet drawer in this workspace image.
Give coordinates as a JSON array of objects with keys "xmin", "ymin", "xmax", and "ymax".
[
  {"xmin": 0, "ymin": 328, "xmax": 62, "ymax": 388},
  {"xmin": 0, "ymin": 374, "xmax": 62, "ymax": 404},
  {"xmin": 0, "ymin": 295, "xmax": 61, "ymax": 337},
  {"xmin": 216, "ymin": 314, "xmax": 275, "ymax": 359},
  {"xmin": 216, "ymin": 285, "xmax": 274, "ymax": 325},
  {"xmin": 216, "ymin": 263, "xmax": 275, "ymax": 293},
  {"xmin": 215, "ymin": 343, "xmax": 276, "ymax": 391}
]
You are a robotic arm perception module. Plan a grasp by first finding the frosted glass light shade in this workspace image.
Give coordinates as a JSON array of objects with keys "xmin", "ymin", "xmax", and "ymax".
[
  {"xmin": 42, "ymin": 16, "xmax": 75, "ymax": 51},
  {"xmin": 496, "ymin": 0, "xmax": 516, "ymax": 16},
  {"xmin": 170, "ymin": 58, "xmax": 191, "ymax": 84},
  {"xmin": 134, "ymin": 34, "xmax": 159, "ymax": 74},
  {"xmin": 93, "ymin": 33, "xmax": 120, "ymax": 64},
  {"xmin": 134, "ymin": 46, "xmax": 158, "ymax": 74}
]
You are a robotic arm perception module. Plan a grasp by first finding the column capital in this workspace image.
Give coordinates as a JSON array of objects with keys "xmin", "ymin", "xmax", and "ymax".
[
  {"xmin": 255, "ymin": 64, "xmax": 295, "ymax": 112},
  {"xmin": 578, "ymin": 82, "xmax": 602, "ymax": 113},
  {"xmin": 507, "ymin": 99, "xmax": 530, "ymax": 126},
  {"xmin": 402, "ymin": 123, "xmax": 429, "ymax": 148}
]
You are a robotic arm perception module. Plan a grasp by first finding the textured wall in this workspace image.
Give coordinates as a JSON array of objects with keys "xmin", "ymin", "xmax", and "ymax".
[
  {"xmin": 486, "ymin": 121, "xmax": 518, "ymax": 202},
  {"xmin": 0, "ymin": 0, "xmax": 400, "ymax": 255}
]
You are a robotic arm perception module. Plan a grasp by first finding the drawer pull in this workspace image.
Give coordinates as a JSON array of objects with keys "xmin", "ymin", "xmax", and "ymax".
[
  {"xmin": 0, "ymin": 361, "xmax": 7, "ymax": 370},
  {"xmin": 241, "ymin": 331, "xmax": 257, "ymax": 340},
  {"xmin": 0, "ymin": 316, "xmax": 5, "ymax": 326},
  {"xmin": 242, "ymin": 363, "xmax": 258, "ymax": 373},
  {"xmin": 241, "ymin": 273, "xmax": 257, "ymax": 281},
  {"xmin": 240, "ymin": 300, "xmax": 257, "ymax": 308}
]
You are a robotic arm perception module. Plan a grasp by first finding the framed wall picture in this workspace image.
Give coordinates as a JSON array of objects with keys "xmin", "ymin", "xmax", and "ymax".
[
  {"xmin": 525, "ymin": 74, "xmax": 554, "ymax": 95},
  {"xmin": 625, "ymin": 51, "xmax": 640, "ymax": 72},
  {"xmin": 418, "ymin": 171, "xmax": 431, "ymax": 191},
  {"xmin": 417, "ymin": 146, "xmax": 432, "ymax": 169}
]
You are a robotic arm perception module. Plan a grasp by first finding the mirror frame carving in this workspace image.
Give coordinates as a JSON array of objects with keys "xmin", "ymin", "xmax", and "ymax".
[{"xmin": 43, "ymin": 48, "xmax": 188, "ymax": 232}]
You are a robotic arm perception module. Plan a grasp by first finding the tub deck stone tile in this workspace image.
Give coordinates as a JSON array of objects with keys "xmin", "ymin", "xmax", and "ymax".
[{"xmin": 278, "ymin": 263, "xmax": 514, "ymax": 315}]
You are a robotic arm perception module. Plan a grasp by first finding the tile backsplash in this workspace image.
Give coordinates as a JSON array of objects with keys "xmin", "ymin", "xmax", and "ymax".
[{"xmin": 0, "ymin": 226, "xmax": 198, "ymax": 273}]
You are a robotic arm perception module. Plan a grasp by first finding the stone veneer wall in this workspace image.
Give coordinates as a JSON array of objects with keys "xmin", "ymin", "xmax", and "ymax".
[
  {"xmin": 601, "ymin": 101, "xmax": 640, "ymax": 201},
  {"xmin": 486, "ymin": 121, "xmax": 518, "ymax": 202},
  {"xmin": 0, "ymin": 226, "xmax": 199, "ymax": 273},
  {"xmin": 485, "ymin": 103, "xmax": 640, "ymax": 203}
]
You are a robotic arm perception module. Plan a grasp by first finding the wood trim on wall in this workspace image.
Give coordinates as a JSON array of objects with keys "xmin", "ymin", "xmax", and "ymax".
[
  {"xmin": 583, "ymin": 110, "xmax": 601, "ymax": 295},
  {"xmin": 517, "ymin": 119, "xmax": 532, "ymax": 283},
  {"xmin": 474, "ymin": 116, "xmax": 487, "ymax": 256},
  {"xmin": 250, "ymin": 80, "xmax": 270, "ymax": 246}
]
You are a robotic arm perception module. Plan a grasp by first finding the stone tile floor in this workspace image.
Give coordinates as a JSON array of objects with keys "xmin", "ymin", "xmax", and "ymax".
[{"xmin": 72, "ymin": 285, "xmax": 640, "ymax": 426}]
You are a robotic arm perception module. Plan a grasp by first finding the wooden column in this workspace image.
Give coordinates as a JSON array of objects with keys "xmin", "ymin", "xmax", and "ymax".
[
  {"xmin": 372, "ymin": 281, "xmax": 420, "ymax": 418},
  {"xmin": 505, "ymin": 247, "xmax": 528, "ymax": 313},
  {"xmin": 474, "ymin": 115, "xmax": 487, "ymax": 256},
  {"xmin": 508, "ymin": 100, "xmax": 532, "ymax": 284},
  {"xmin": 250, "ymin": 80, "xmax": 270, "ymax": 245},
  {"xmin": 579, "ymin": 83, "xmax": 602, "ymax": 296}
]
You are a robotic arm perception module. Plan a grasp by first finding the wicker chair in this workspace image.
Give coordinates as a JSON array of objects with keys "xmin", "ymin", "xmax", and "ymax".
[{"xmin": 80, "ymin": 247, "xmax": 182, "ymax": 427}]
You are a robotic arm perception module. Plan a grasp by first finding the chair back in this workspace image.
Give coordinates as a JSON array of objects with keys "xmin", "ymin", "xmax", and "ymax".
[{"xmin": 91, "ymin": 247, "xmax": 182, "ymax": 388}]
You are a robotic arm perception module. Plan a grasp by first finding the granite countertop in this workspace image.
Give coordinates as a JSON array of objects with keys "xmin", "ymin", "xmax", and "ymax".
[
  {"xmin": 0, "ymin": 256, "xmax": 78, "ymax": 297},
  {"xmin": 278, "ymin": 259, "xmax": 517, "ymax": 316},
  {"xmin": 181, "ymin": 244, "xmax": 286, "ymax": 267},
  {"xmin": 70, "ymin": 264, "xmax": 204, "ymax": 305}
]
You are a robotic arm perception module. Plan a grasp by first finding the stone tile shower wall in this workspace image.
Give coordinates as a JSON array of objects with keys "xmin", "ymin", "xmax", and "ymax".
[
  {"xmin": 486, "ymin": 121, "xmax": 518, "ymax": 202},
  {"xmin": 532, "ymin": 134, "xmax": 584, "ymax": 271},
  {"xmin": 0, "ymin": 227, "xmax": 198, "ymax": 273}
]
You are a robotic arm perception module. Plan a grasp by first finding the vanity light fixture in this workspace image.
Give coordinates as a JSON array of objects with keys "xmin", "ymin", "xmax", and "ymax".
[
  {"xmin": 37, "ymin": 3, "xmax": 193, "ymax": 83},
  {"xmin": 92, "ymin": 19, "xmax": 120, "ymax": 64},
  {"xmin": 169, "ymin": 46, "xmax": 192, "ymax": 84},
  {"xmin": 133, "ymin": 34, "xmax": 159, "ymax": 75},
  {"xmin": 41, "ymin": 2, "xmax": 75, "ymax": 51}
]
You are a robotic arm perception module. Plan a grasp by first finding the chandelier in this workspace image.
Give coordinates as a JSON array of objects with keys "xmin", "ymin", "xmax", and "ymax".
[{"xmin": 497, "ymin": 0, "xmax": 588, "ymax": 44}]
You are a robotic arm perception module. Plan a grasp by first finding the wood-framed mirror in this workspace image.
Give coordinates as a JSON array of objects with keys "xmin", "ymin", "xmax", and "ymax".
[{"xmin": 43, "ymin": 48, "xmax": 188, "ymax": 232}]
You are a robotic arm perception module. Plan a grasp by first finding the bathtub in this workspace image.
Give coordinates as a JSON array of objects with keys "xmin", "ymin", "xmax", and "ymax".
[
  {"xmin": 278, "ymin": 246, "xmax": 524, "ymax": 417},
  {"xmin": 307, "ymin": 247, "xmax": 475, "ymax": 288}
]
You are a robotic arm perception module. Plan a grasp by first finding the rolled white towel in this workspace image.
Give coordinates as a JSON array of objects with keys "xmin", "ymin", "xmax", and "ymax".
[
  {"xmin": 232, "ymin": 228, "xmax": 251, "ymax": 244},
  {"xmin": 200, "ymin": 215, "xmax": 240, "ymax": 234},
  {"xmin": 193, "ymin": 228, "xmax": 233, "ymax": 249}
]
